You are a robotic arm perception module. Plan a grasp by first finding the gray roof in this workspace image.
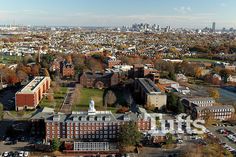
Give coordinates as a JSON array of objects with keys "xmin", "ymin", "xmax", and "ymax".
[
  {"xmin": 136, "ymin": 78, "xmax": 161, "ymax": 94},
  {"xmin": 31, "ymin": 109, "xmax": 151, "ymax": 123}
]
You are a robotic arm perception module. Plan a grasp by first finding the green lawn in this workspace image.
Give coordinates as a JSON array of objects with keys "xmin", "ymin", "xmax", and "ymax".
[
  {"xmin": 39, "ymin": 87, "xmax": 67, "ymax": 112},
  {"xmin": 72, "ymin": 88, "xmax": 117, "ymax": 112},
  {"xmin": 184, "ymin": 58, "xmax": 220, "ymax": 63},
  {"xmin": 0, "ymin": 55, "xmax": 22, "ymax": 64}
]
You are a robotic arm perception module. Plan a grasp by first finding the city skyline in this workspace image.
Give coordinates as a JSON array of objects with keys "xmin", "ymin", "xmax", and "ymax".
[{"xmin": 0, "ymin": 0, "xmax": 236, "ymax": 28}]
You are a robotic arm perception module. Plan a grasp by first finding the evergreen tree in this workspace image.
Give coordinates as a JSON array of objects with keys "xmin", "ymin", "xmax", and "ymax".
[
  {"xmin": 51, "ymin": 138, "xmax": 61, "ymax": 151},
  {"xmin": 119, "ymin": 121, "xmax": 141, "ymax": 147}
]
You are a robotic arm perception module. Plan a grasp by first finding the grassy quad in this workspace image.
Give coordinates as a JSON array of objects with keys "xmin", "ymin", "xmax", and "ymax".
[
  {"xmin": 72, "ymin": 88, "xmax": 117, "ymax": 113},
  {"xmin": 39, "ymin": 87, "xmax": 68, "ymax": 112}
]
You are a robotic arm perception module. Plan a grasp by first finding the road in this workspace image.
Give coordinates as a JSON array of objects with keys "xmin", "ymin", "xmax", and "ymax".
[{"xmin": 218, "ymin": 88, "xmax": 236, "ymax": 104}]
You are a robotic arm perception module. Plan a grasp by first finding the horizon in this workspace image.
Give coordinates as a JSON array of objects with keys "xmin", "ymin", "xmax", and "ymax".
[{"xmin": 0, "ymin": 0, "xmax": 236, "ymax": 29}]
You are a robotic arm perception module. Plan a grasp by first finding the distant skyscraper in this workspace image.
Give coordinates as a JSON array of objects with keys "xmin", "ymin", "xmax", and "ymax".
[{"xmin": 212, "ymin": 22, "xmax": 216, "ymax": 32}]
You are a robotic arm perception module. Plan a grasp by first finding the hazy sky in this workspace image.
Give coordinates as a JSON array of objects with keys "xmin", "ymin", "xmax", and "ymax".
[{"xmin": 0, "ymin": 0, "xmax": 235, "ymax": 28}]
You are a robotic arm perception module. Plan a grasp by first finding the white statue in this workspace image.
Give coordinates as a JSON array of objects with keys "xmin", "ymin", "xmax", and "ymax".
[{"xmin": 88, "ymin": 98, "xmax": 96, "ymax": 113}]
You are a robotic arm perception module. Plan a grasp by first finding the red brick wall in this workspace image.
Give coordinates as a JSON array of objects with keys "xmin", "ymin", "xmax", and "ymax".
[{"xmin": 16, "ymin": 94, "xmax": 35, "ymax": 108}]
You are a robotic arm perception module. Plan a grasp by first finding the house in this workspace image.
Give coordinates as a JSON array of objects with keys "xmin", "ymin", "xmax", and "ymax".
[
  {"xmin": 227, "ymin": 75, "xmax": 236, "ymax": 83},
  {"xmin": 106, "ymin": 56, "xmax": 121, "ymax": 68},
  {"xmin": 212, "ymin": 74, "xmax": 222, "ymax": 81},
  {"xmin": 176, "ymin": 74, "xmax": 188, "ymax": 82}
]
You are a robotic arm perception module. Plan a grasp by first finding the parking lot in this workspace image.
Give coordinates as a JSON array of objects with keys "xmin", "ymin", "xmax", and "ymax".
[
  {"xmin": 208, "ymin": 125, "xmax": 236, "ymax": 152},
  {"xmin": 0, "ymin": 141, "xmax": 30, "ymax": 153}
]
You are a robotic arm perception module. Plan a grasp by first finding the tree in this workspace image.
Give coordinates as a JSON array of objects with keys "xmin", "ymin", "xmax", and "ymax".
[
  {"xmin": 177, "ymin": 100, "xmax": 184, "ymax": 113},
  {"xmin": 219, "ymin": 69, "xmax": 231, "ymax": 83},
  {"xmin": 31, "ymin": 64, "xmax": 40, "ymax": 76},
  {"xmin": 47, "ymin": 93, "xmax": 54, "ymax": 102},
  {"xmin": 167, "ymin": 93, "xmax": 178, "ymax": 112},
  {"xmin": 66, "ymin": 55, "xmax": 72, "ymax": 63},
  {"xmin": 208, "ymin": 88, "xmax": 220, "ymax": 99},
  {"xmin": 194, "ymin": 67, "xmax": 202, "ymax": 78},
  {"xmin": 166, "ymin": 133, "xmax": 174, "ymax": 145},
  {"xmin": 7, "ymin": 74, "xmax": 19, "ymax": 85},
  {"xmin": 0, "ymin": 103, "xmax": 3, "ymax": 120},
  {"xmin": 16, "ymin": 70, "xmax": 28, "ymax": 81},
  {"xmin": 119, "ymin": 121, "xmax": 141, "ymax": 147},
  {"xmin": 168, "ymin": 71, "xmax": 176, "ymax": 81},
  {"xmin": 51, "ymin": 138, "xmax": 61, "ymax": 151},
  {"xmin": 202, "ymin": 108, "xmax": 215, "ymax": 126},
  {"xmin": 105, "ymin": 90, "xmax": 117, "ymax": 107},
  {"xmin": 116, "ymin": 107, "xmax": 129, "ymax": 113},
  {"xmin": 44, "ymin": 68, "xmax": 50, "ymax": 77}
]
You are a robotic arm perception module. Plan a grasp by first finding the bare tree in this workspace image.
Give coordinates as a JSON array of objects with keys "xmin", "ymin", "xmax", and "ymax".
[{"xmin": 105, "ymin": 90, "xmax": 117, "ymax": 107}]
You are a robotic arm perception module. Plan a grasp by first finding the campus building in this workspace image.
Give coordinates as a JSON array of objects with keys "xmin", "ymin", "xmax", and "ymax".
[
  {"xmin": 134, "ymin": 78, "xmax": 167, "ymax": 109},
  {"xmin": 182, "ymin": 97, "xmax": 235, "ymax": 120},
  {"xmin": 31, "ymin": 100, "xmax": 153, "ymax": 152},
  {"xmin": 193, "ymin": 105, "xmax": 235, "ymax": 120},
  {"xmin": 129, "ymin": 64, "xmax": 160, "ymax": 83},
  {"xmin": 79, "ymin": 71, "xmax": 119, "ymax": 89},
  {"xmin": 60, "ymin": 60, "xmax": 75, "ymax": 78},
  {"xmin": 15, "ymin": 76, "xmax": 51, "ymax": 111}
]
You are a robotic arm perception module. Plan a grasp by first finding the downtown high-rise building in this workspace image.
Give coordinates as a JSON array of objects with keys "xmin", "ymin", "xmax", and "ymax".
[{"xmin": 212, "ymin": 22, "xmax": 216, "ymax": 32}]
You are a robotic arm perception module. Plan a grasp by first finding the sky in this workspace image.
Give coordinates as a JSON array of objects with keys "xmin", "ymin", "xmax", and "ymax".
[{"xmin": 0, "ymin": 0, "xmax": 235, "ymax": 28}]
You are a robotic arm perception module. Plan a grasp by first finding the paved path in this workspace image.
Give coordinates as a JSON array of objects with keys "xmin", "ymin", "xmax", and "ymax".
[{"xmin": 60, "ymin": 87, "xmax": 75, "ymax": 114}]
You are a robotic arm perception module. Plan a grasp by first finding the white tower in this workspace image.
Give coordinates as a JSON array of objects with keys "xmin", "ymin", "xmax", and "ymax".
[{"xmin": 88, "ymin": 99, "xmax": 96, "ymax": 115}]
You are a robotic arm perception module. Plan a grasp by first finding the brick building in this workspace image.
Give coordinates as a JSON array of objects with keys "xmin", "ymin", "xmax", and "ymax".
[
  {"xmin": 193, "ymin": 105, "xmax": 235, "ymax": 120},
  {"xmin": 80, "ymin": 71, "xmax": 119, "ymax": 89},
  {"xmin": 129, "ymin": 64, "xmax": 160, "ymax": 83},
  {"xmin": 182, "ymin": 97, "xmax": 235, "ymax": 120},
  {"xmin": 15, "ymin": 76, "xmax": 51, "ymax": 111},
  {"xmin": 31, "ymin": 100, "xmax": 152, "ymax": 143},
  {"xmin": 60, "ymin": 60, "xmax": 75, "ymax": 78}
]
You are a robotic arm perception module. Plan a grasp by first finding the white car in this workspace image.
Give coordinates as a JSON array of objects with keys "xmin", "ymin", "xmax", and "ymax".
[
  {"xmin": 2, "ymin": 152, "xmax": 9, "ymax": 157},
  {"xmin": 24, "ymin": 151, "xmax": 29, "ymax": 157},
  {"xmin": 18, "ymin": 151, "xmax": 24, "ymax": 157}
]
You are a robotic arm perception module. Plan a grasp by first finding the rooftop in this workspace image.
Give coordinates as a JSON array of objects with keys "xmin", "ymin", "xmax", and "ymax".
[
  {"xmin": 17, "ymin": 76, "xmax": 50, "ymax": 94},
  {"xmin": 137, "ymin": 78, "xmax": 161, "ymax": 94}
]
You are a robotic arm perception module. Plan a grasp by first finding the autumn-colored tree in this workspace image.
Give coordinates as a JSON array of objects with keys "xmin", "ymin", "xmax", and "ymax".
[
  {"xmin": 7, "ymin": 73, "xmax": 19, "ymax": 85},
  {"xmin": 51, "ymin": 81, "xmax": 60, "ymax": 93},
  {"xmin": 220, "ymin": 69, "xmax": 232, "ymax": 82},
  {"xmin": 194, "ymin": 67, "xmax": 202, "ymax": 78},
  {"xmin": 16, "ymin": 70, "xmax": 28, "ymax": 81},
  {"xmin": 44, "ymin": 68, "xmax": 50, "ymax": 77},
  {"xmin": 202, "ymin": 108, "xmax": 216, "ymax": 126},
  {"xmin": 66, "ymin": 55, "xmax": 72, "ymax": 63},
  {"xmin": 47, "ymin": 93, "xmax": 54, "ymax": 102},
  {"xmin": 208, "ymin": 88, "xmax": 220, "ymax": 99},
  {"xmin": 31, "ymin": 64, "xmax": 40, "ymax": 76},
  {"xmin": 104, "ymin": 90, "xmax": 117, "ymax": 107},
  {"xmin": 116, "ymin": 107, "xmax": 129, "ymax": 113}
]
